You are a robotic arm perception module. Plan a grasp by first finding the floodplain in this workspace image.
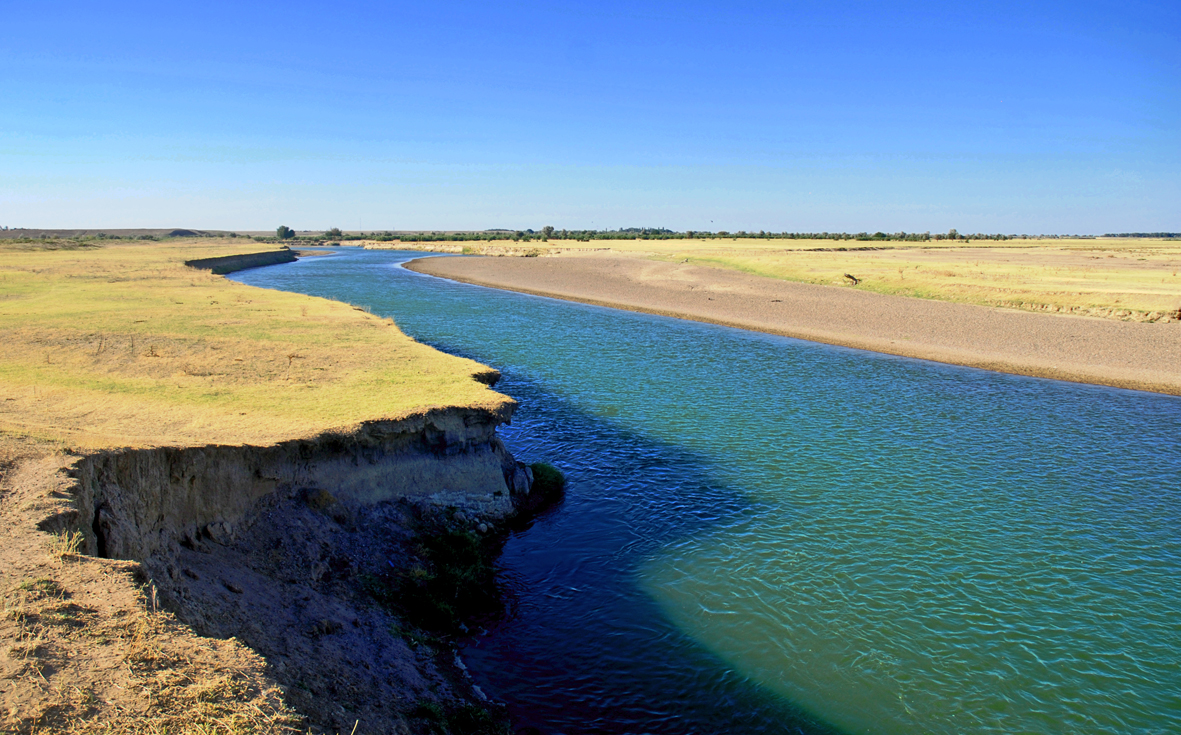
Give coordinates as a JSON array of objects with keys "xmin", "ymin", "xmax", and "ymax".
[{"xmin": 375, "ymin": 236, "xmax": 1181, "ymax": 322}]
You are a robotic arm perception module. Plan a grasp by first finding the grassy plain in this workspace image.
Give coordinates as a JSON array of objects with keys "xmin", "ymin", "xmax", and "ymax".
[
  {"xmin": 0, "ymin": 238, "xmax": 506, "ymax": 449},
  {"xmin": 592, "ymin": 238, "xmax": 1181, "ymax": 321},
  {"xmin": 378, "ymin": 237, "xmax": 1181, "ymax": 321}
]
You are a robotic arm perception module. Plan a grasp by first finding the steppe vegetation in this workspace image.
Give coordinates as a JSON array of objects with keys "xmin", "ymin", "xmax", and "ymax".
[
  {"xmin": 615, "ymin": 237, "xmax": 1181, "ymax": 321},
  {"xmin": 384, "ymin": 235, "xmax": 1181, "ymax": 322},
  {"xmin": 72, "ymin": 227, "xmax": 1173, "ymax": 322},
  {"xmin": 0, "ymin": 237, "xmax": 506, "ymax": 449},
  {"xmin": 0, "ymin": 237, "xmax": 519, "ymax": 733}
]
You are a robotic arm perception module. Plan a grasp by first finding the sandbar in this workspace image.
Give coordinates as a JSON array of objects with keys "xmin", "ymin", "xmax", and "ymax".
[{"xmin": 406, "ymin": 253, "xmax": 1181, "ymax": 397}]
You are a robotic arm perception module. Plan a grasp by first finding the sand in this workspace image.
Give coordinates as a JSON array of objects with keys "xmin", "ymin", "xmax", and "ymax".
[{"xmin": 406, "ymin": 253, "xmax": 1181, "ymax": 397}]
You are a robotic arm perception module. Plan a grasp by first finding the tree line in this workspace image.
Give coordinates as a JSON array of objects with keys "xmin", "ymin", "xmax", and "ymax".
[
  {"xmin": 266, "ymin": 226, "xmax": 1031, "ymax": 244},
  {"xmin": 1103, "ymin": 232, "xmax": 1180, "ymax": 238}
]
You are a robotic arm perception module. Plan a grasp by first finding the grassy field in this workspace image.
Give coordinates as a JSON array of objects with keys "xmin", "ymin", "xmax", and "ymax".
[
  {"xmin": 592, "ymin": 238, "xmax": 1181, "ymax": 321},
  {"xmin": 0, "ymin": 239, "xmax": 507, "ymax": 449},
  {"xmin": 376, "ymin": 237, "xmax": 1181, "ymax": 322}
]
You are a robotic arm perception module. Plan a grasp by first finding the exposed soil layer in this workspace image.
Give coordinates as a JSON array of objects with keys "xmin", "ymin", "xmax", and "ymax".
[
  {"xmin": 2, "ymin": 406, "xmax": 541, "ymax": 733},
  {"xmin": 143, "ymin": 483, "xmax": 515, "ymax": 734},
  {"xmin": 407, "ymin": 253, "xmax": 1181, "ymax": 396},
  {"xmin": 183, "ymin": 249, "xmax": 298, "ymax": 274},
  {"xmin": 1, "ymin": 444, "xmax": 302, "ymax": 733}
]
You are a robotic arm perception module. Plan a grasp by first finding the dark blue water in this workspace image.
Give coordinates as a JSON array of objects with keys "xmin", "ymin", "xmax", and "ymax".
[{"xmin": 234, "ymin": 248, "xmax": 1181, "ymax": 734}]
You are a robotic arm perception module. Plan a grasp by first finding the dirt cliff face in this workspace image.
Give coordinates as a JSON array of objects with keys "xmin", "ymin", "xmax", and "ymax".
[
  {"xmin": 22, "ymin": 404, "xmax": 538, "ymax": 733},
  {"xmin": 183, "ymin": 249, "xmax": 298, "ymax": 274},
  {"xmin": 59, "ymin": 405, "xmax": 532, "ymax": 564}
]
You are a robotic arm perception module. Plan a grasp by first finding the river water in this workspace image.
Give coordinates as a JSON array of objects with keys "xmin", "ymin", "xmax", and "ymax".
[{"xmin": 233, "ymin": 248, "xmax": 1181, "ymax": 734}]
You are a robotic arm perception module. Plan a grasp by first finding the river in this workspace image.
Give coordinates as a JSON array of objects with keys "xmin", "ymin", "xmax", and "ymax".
[{"xmin": 233, "ymin": 247, "xmax": 1181, "ymax": 734}]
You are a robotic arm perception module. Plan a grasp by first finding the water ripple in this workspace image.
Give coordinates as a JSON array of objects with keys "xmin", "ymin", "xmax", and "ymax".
[{"xmin": 236, "ymin": 249, "xmax": 1181, "ymax": 735}]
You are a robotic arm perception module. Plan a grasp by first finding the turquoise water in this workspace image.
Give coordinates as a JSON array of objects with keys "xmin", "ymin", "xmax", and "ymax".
[{"xmin": 234, "ymin": 249, "xmax": 1181, "ymax": 734}]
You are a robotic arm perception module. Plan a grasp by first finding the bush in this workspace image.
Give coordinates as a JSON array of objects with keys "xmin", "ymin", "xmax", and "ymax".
[
  {"xmin": 367, "ymin": 525, "xmax": 502, "ymax": 633},
  {"xmin": 411, "ymin": 701, "xmax": 509, "ymax": 735},
  {"xmin": 530, "ymin": 462, "xmax": 566, "ymax": 498}
]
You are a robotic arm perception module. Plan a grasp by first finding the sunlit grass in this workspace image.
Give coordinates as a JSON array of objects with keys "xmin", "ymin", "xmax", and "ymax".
[
  {"xmin": 585, "ymin": 238, "xmax": 1181, "ymax": 320},
  {"xmin": 373, "ymin": 236, "xmax": 1181, "ymax": 320},
  {"xmin": 0, "ymin": 239, "xmax": 507, "ymax": 449}
]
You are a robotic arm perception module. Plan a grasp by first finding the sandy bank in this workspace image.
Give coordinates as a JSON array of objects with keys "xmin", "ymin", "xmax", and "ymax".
[{"xmin": 407, "ymin": 254, "xmax": 1181, "ymax": 397}]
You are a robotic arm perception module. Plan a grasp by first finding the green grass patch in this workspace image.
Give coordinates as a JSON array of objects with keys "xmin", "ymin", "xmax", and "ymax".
[
  {"xmin": 529, "ymin": 462, "xmax": 566, "ymax": 498},
  {"xmin": 364, "ymin": 518, "xmax": 504, "ymax": 635}
]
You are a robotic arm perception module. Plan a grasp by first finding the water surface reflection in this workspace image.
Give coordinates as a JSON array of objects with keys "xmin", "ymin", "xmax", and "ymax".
[{"xmin": 235, "ymin": 249, "xmax": 1181, "ymax": 734}]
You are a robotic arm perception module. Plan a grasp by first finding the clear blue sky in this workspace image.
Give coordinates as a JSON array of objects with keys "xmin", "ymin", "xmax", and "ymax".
[{"xmin": 2, "ymin": 1, "xmax": 1177, "ymax": 233}]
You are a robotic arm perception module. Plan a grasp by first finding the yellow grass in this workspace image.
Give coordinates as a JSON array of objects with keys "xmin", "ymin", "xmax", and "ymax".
[
  {"xmin": 0, "ymin": 239, "xmax": 507, "ymax": 449},
  {"xmin": 370, "ymin": 236, "xmax": 1181, "ymax": 320},
  {"xmin": 389, "ymin": 236, "xmax": 1176, "ymax": 321},
  {"xmin": 600, "ymin": 237, "xmax": 1181, "ymax": 320}
]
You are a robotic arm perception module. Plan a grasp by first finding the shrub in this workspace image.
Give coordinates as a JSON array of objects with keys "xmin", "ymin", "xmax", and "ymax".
[
  {"xmin": 411, "ymin": 701, "xmax": 509, "ymax": 735},
  {"xmin": 367, "ymin": 524, "xmax": 502, "ymax": 633},
  {"xmin": 529, "ymin": 462, "xmax": 566, "ymax": 498}
]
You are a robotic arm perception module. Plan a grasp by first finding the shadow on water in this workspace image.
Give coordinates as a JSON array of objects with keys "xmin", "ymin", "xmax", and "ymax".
[
  {"xmin": 234, "ymin": 248, "xmax": 1181, "ymax": 735},
  {"xmin": 234, "ymin": 250, "xmax": 845, "ymax": 733},
  {"xmin": 467, "ymin": 369, "xmax": 844, "ymax": 734}
]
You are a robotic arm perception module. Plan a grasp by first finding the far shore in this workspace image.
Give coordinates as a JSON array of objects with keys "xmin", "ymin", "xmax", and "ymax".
[{"xmin": 406, "ymin": 253, "xmax": 1181, "ymax": 397}]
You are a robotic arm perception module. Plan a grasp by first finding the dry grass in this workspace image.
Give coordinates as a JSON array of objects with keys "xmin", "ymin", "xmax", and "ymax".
[
  {"xmin": 46, "ymin": 530, "xmax": 85, "ymax": 561},
  {"xmin": 594, "ymin": 237, "xmax": 1181, "ymax": 321},
  {"xmin": 387, "ymin": 237, "xmax": 1181, "ymax": 321},
  {"xmin": 665, "ymin": 240, "xmax": 1181, "ymax": 321},
  {"xmin": 84, "ymin": 610, "xmax": 304, "ymax": 735},
  {"xmin": 0, "ymin": 238, "xmax": 508, "ymax": 449},
  {"xmin": 518, "ymin": 237, "xmax": 1180, "ymax": 321},
  {"xmin": 3, "ymin": 578, "xmax": 303, "ymax": 735}
]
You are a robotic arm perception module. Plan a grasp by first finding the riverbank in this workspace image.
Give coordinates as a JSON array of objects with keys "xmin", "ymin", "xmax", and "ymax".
[
  {"xmin": 406, "ymin": 253, "xmax": 1181, "ymax": 397},
  {"xmin": 0, "ymin": 239, "xmax": 536, "ymax": 733},
  {"xmin": 376, "ymin": 236, "xmax": 1181, "ymax": 322}
]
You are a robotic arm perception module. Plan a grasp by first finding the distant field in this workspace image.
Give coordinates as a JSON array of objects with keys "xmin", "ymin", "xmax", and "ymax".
[
  {"xmin": 0, "ymin": 239, "xmax": 505, "ymax": 449},
  {"xmin": 377, "ymin": 237, "xmax": 1181, "ymax": 322},
  {"xmin": 643, "ymin": 238, "xmax": 1181, "ymax": 321}
]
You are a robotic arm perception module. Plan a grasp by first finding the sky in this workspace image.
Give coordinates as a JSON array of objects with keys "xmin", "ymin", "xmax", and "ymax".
[{"xmin": 1, "ymin": 0, "xmax": 1177, "ymax": 233}]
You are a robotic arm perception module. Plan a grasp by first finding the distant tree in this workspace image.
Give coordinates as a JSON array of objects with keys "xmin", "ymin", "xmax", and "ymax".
[
  {"xmin": 325, "ymin": 227, "xmax": 342, "ymax": 238},
  {"xmin": 948, "ymin": 228, "xmax": 959, "ymax": 240},
  {"xmin": 276, "ymin": 225, "xmax": 295, "ymax": 240},
  {"xmin": 542, "ymin": 225, "xmax": 555, "ymax": 240}
]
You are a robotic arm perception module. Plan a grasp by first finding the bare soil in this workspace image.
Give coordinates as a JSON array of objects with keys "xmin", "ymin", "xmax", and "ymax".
[
  {"xmin": 0, "ymin": 438, "xmax": 516, "ymax": 734},
  {"xmin": 0, "ymin": 440, "xmax": 300, "ymax": 733},
  {"xmin": 407, "ymin": 253, "xmax": 1181, "ymax": 397}
]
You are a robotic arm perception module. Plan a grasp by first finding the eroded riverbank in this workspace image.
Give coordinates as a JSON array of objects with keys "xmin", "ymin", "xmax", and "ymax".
[
  {"xmin": 0, "ymin": 240, "xmax": 548, "ymax": 733},
  {"xmin": 3, "ymin": 405, "xmax": 544, "ymax": 733},
  {"xmin": 275, "ymin": 247, "xmax": 1180, "ymax": 734}
]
